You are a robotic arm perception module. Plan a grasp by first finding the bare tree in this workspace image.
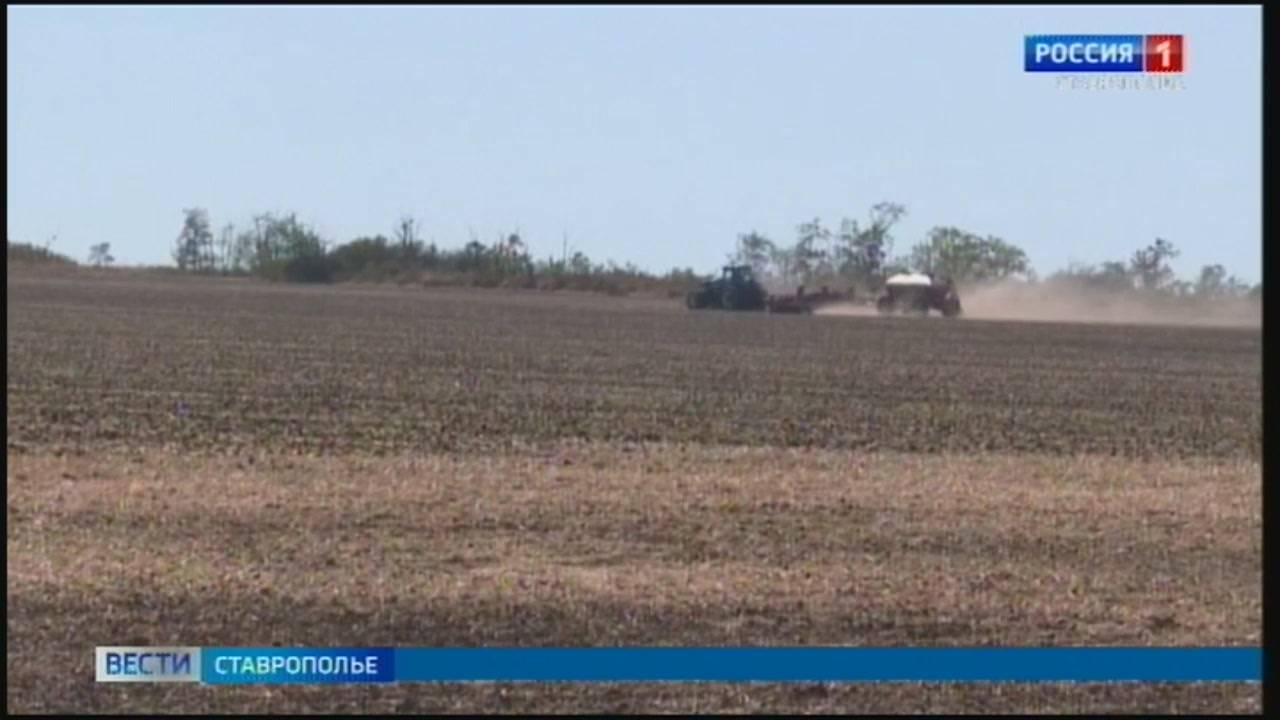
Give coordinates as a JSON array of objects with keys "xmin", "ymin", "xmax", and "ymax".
[
  {"xmin": 1129, "ymin": 237, "xmax": 1179, "ymax": 291},
  {"xmin": 174, "ymin": 208, "xmax": 214, "ymax": 272},
  {"xmin": 394, "ymin": 215, "xmax": 422, "ymax": 261},
  {"xmin": 88, "ymin": 242, "xmax": 114, "ymax": 267},
  {"xmin": 217, "ymin": 223, "xmax": 236, "ymax": 273},
  {"xmin": 793, "ymin": 218, "xmax": 832, "ymax": 283},
  {"xmin": 836, "ymin": 202, "xmax": 908, "ymax": 290},
  {"xmin": 729, "ymin": 231, "xmax": 776, "ymax": 277}
]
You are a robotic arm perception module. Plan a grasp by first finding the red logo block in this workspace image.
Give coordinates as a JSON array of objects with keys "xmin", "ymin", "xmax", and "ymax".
[{"xmin": 1145, "ymin": 35, "xmax": 1184, "ymax": 73}]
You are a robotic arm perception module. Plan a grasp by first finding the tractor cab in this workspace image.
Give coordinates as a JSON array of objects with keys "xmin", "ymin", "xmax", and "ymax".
[
  {"xmin": 686, "ymin": 264, "xmax": 769, "ymax": 311},
  {"xmin": 721, "ymin": 265, "xmax": 755, "ymax": 283}
]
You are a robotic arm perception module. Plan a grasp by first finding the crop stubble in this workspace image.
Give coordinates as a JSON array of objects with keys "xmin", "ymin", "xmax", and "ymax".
[
  {"xmin": 6, "ymin": 275, "xmax": 1261, "ymax": 459},
  {"xmin": 5, "ymin": 273, "xmax": 1262, "ymax": 713}
]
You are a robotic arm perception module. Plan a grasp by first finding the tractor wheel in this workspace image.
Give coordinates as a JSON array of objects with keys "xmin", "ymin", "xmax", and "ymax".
[
  {"xmin": 722, "ymin": 289, "xmax": 742, "ymax": 311},
  {"xmin": 941, "ymin": 298, "xmax": 962, "ymax": 318},
  {"xmin": 876, "ymin": 296, "xmax": 894, "ymax": 315}
]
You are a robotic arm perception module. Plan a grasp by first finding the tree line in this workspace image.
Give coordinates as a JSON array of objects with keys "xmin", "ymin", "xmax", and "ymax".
[
  {"xmin": 166, "ymin": 209, "xmax": 700, "ymax": 294},
  {"xmin": 167, "ymin": 202, "xmax": 1038, "ymax": 295},
  {"xmin": 727, "ymin": 202, "xmax": 1031, "ymax": 294},
  {"xmin": 6, "ymin": 239, "xmax": 78, "ymax": 265},
  {"xmin": 8, "ymin": 202, "xmax": 1262, "ymax": 303},
  {"xmin": 728, "ymin": 202, "xmax": 1259, "ymax": 301},
  {"xmin": 1048, "ymin": 237, "xmax": 1257, "ymax": 300}
]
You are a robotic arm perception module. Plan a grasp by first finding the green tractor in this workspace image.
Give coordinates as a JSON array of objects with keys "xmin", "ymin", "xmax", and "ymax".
[{"xmin": 686, "ymin": 265, "xmax": 769, "ymax": 311}]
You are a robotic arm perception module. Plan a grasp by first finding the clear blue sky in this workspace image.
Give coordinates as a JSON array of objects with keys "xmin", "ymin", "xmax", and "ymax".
[{"xmin": 7, "ymin": 5, "xmax": 1262, "ymax": 282}]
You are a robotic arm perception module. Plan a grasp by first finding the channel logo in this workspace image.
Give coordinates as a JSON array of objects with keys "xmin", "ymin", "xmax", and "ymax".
[
  {"xmin": 1025, "ymin": 35, "xmax": 1184, "ymax": 73},
  {"xmin": 95, "ymin": 647, "xmax": 201, "ymax": 683},
  {"xmin": 94, "ymin": 647, "xmax": 395, "ymax": 684}
]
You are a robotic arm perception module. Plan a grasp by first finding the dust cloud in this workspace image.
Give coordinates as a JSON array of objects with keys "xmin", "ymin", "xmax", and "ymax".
[
  {"xmin": 811, "ymin": 280, "xmax": 1260, "ymax": 328},
  {"xmin": 812, "ymin": 302, "xmax": 880, "ymax": 318},
  {"xmin": 959, "ymin": 280, "xmax": 1260, "ymax": 328}
]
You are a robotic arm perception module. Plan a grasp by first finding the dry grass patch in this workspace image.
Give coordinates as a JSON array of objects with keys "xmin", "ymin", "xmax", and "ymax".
[{"xmin": 7, "ymin": 444, "xmax": 1260, "ymax": 713}]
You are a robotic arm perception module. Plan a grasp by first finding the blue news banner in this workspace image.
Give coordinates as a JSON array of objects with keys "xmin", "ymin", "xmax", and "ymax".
[{"xmin": 96, "ymin": 647, "xmax": 1260, "ymax": 685}]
